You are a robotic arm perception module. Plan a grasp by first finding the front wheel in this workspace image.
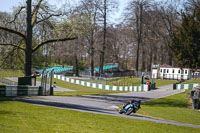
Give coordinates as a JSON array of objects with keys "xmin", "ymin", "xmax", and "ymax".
[
  {"xmin": 125, "ymin": 108, "xmax": 133, "ymax": 115},
  {"xmin": 119, "ymin": 109, "xmax": 125, "ymax": 114}
]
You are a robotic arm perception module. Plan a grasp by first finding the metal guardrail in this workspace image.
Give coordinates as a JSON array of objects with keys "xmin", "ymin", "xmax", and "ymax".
[
  {"xmin": 0, "ymin": 78, "xmax": 17, "ymax": 85},
  {"xmin": 0, "ymin": 85, "xmax": 40, "ymax": 96},
  {"xmin": 40, "ymin": 69, "xmax": 54, "ymax": 96}
]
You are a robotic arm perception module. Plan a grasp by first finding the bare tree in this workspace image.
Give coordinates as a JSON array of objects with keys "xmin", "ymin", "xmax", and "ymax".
[
  {"xmin": 73, "ymin": 0, "xmax": 102, "ymax": 76},
  {"xmin": 98, "ymin": 0, "xmax": 118, "ymax": 75},
  {"xmin": 151, "ymin": 1, "xmax": 181, "ymax": 66},
  {"xmin": 99, "ymin": 0, "xmax": 107, "ymax": 75},
  {"xmin": 124, "ymin": 0, "xmax": 151, "ymax": 74},
  {"xmin": 0, "ymin": 0, "xmax": 77, "ymax": 76}
]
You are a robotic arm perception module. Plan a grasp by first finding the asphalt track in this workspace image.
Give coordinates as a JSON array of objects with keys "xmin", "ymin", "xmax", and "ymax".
[{"xmin": 14, "ymin": 84, "xmax": 200, "ymax": 128}]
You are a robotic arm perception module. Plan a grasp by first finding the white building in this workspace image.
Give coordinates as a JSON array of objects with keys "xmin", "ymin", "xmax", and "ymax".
[
  {"xmin": 191, "ymin": 69, "xmax": 200, "ymax": 79},
  {"xmin": 152, "ymin": 66, "xmax": 191, "ymax": 80}
]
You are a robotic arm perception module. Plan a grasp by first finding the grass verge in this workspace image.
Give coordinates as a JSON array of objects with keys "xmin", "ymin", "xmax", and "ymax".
[
  {"xmin": 0, "ymin": 97, "xmax": 199, "ymax": 133},
  {"xmin": 0, "ymin": 82, "xmax": 8, "ymax": 85},
  {"xmin": 50, "ymin": 78, "xmax": 178, "ymax": 95},
  {"xmin": 137, "ymin": 91, "xmax": 200, "ymax": 125},
  {"xmin": 181, "ymin": 79, "xmax": 200, "ymax": 84},
  {"xmin": 52, "ymin": 78, "xmax": 127, "ymax": 96},
  {"xmin": 79, "ymin": 77, "xmax": 179, "ymax": 87},
  {"xmin": 54, "ymin": 76, "xmax": 178, "ymax": 88},
  {"xmin": 0, "ymin": 69, "xmax": 24, "ymax": 79},
  {"xmin": 154, "ymin": 79, "xmax": 178, "ymax": 87}
]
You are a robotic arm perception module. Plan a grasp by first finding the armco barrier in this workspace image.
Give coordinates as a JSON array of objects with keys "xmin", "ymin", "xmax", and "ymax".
[
  {"xmin": 174, "ymin": 84, "xmax": 200, "ymax": 90},
  {"xmin": 0, "ymin": 85, "xmax": 39, "ymax": 96},
  {"xmin": 54, "ymin": 74, "xmax": 150, "ymax": 92}
]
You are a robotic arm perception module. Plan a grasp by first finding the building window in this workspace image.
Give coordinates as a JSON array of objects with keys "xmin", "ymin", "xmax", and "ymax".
[
  {"xmin": 185, "ymin": 70, "xmax": 187, "ymax": 74},
  {"xmin": 181, "ymin": 70, "xmax": 184, "ymax": 74},
  {"xmin": 164, "ymin": 69, "xmax": 166, "ymax": 73},
  {"xmin": 172, "ymin": 69, "xmax": 174, "ymax": 73},
  {"xmin": 167, "ymin": 69, "xmax": 169, "ymax": 73},
  {"xmin": 178, "ymin": 70, "xmax": 180, "ymax": 73}
]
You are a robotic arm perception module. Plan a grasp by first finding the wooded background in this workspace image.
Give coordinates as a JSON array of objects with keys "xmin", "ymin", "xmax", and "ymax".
[{"xmin": 0, "ymin": 0, "xmax": 199, "ymax": 76}]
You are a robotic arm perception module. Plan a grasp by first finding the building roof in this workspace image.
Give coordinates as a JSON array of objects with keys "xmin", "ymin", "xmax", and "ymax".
[{"xmin": 159, "ymin": 65, "xmax": 190, "ymax": 69}]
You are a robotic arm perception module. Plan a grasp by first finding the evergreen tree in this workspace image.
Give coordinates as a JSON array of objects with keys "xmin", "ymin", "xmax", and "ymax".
[{"xmin": 171, "ymin": 1, "xmax": 200, "ymax": 69}]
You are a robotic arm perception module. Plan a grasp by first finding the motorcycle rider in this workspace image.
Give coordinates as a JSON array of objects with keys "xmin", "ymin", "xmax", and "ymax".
[
  {"xmin": 123, "ymin": 99, "xmax": 141, "ymax": 110},
  {"xmin": 119, "ymin": 99, "xmax": 141, "ymax": 114}
]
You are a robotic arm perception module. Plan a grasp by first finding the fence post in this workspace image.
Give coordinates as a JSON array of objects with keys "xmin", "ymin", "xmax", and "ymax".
[
  {"xmin": 50, "ymin": 69, "xmax": 54, "ymax": 96},
  {"xmin": 173, "ymin": 83, "xmax": 177, "ymax": 90}
]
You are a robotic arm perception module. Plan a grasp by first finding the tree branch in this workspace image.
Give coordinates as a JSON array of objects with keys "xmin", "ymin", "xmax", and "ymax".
[
  {"xmin": 0, "ymin": 47, "xmax": 16, "ymax": 68},
  {"xmin": 36, "ymin": 13, "xmax": 62, "ymax": 25},
  {"xmin": 32, "ymin": 0, "xmax": 43, "ymax": 27},
  {"xmin": 7, "ymin": 6, "xmax": 26, "ymax": 24},
  {"xmin": 0, "ymin": 43, "xmax": 25, "ymax": 51},
  {"xmin": 0, "ymin": 26, "xmax": 26, "ymax": 39},
  {"xmin": 32, "ymin": 37, "xmax": 77, "ymax": 53}
]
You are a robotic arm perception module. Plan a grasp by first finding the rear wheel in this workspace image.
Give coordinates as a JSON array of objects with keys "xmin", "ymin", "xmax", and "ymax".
[
  {"xmin": 125, "ymin": 108, "xmax": 133, "ymax": 115},
  {"xmin": 133, "ymin": 109, "xmax": 136, "ymax": 113}
]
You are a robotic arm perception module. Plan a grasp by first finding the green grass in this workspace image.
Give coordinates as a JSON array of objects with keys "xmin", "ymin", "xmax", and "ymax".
[
  {"xmin": 181, "ymin": 79, "xmax": 200, "ymax": 84},
  {"xmin": 0, "ymin": 97, "xmax": 199, "ymax": 133},
  {"xmin": 0, "ymin": 69, "xmax": 23, "ymax": 85},
  {"xmin": 0, "ymin": 69, "xmax": 24, "ymax": 79},
  {"xmin": 137, "ymin": 91, "xmax": 200, "ymax": 125},
  {"xmin": 77, "ymin": 77, "xmax": 178, "ymax": 87},
  {"xmin": 154, "ymin": 79, "xmax": 178, "ymax": 87},
  {"xmin": 80, "ymin": 77, "xmax": 141, "ymax": 86},
  {"xmin": 52, "ymin": 78, "xmax": 126, "ymax": 96},
  {"xmin": 0, "ymin": 82, "xmax": 8, "ymax": 85},
  {"xmin": 50, "ymin": 77, "xmax": 178, "ymax": 96},
  {"xmin": 107, "ymin": 77, "xmax": 141, "ymax": 86}
]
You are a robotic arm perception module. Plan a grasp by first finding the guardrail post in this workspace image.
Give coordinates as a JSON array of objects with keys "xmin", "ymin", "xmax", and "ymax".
[{"xmin": 173, "ymin": 83, "xmax": 177, "ymax": 90}]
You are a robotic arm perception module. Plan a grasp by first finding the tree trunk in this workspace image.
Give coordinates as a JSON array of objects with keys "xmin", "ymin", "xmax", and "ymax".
[
  {"xmin": 141, "ymin": 45, "xmax": 145, "ymax": 71},
  {"xmin": 99, "ymin": 0, "xmax": 107, "ymax": 75},
  {"xmin": 90, "ymin": 38, "xmax": 94, "ymax": 76},
  {"xmin": 25, "ymin": 0, "xmax": 32, "ymax": 76},
  {"xmin": 45, "ymin": 46, "xmax": 48, "ymax": 67},
  {"xmin": 99, "ymin": 55, "xmax": 102, "ymax": 76},
  {"xmin": 135, "ymin": 37, "xmax": 140, "ymax": 75},
  {"xmin": 74, "ymin": 54, "xmax": 79, "ymax": 76},
  {"xmin": 168, "ymin": 50, "xmax": 173, "ymax": 66},
  {"xmin": 148, "ymin": 49, "xmax": 153, "ymax": 72},
  {"xmin": 160, "ymin": 45, "xmax": 163, "ymax": 65},
  {"xmin": 153, "ymin": 51, "xmax": 157, "ymax": 65},
  {"xmin": 10, "ymin": 52, "xmax": 14, "ymax": 69},
  {"xmin": 90, "ymin": 52, "xmax": 94, "ymax": 76},
  {"xmin": 135, "ymin": 4, "xmax": 143, "ymax": 76}
]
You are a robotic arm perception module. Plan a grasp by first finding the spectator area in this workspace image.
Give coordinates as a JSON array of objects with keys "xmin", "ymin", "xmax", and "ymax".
[
  {"xmin": 95, "ymin": 64, "xmax": 118, "ymax": 72},
  {"xmin": 36, "ymin": 66, "xmax": 73, "ymax": 74}
]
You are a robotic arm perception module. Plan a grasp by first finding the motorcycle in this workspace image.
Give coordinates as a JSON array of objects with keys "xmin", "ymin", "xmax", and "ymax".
[{"xmin": 119, "ymin": 100, "xmax": 141, "ymax": 115}]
